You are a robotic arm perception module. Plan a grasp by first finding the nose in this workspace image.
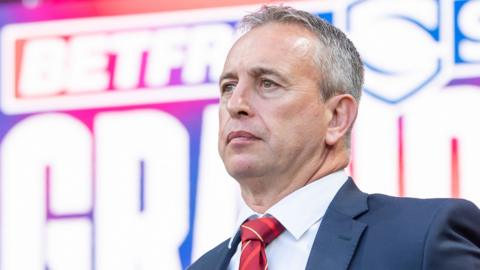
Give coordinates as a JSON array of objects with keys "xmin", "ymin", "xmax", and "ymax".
[{"xmin": 226, "ymin": 82, "xmax": 253, "ymax": 118}]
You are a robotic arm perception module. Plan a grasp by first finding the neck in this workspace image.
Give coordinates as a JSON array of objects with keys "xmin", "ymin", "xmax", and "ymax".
[{"xmin": 239, "ymin": 150, "xmax": 349, "ymax": 213}]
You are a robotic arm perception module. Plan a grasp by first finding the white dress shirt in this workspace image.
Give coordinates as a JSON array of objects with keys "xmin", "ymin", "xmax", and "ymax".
[{"xmin": 227, "ymin": 170, "xmax": 348, "ymax": 270}]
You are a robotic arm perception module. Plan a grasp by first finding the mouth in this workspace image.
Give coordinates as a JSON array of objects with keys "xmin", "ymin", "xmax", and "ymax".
[{"xmin": 227, "ymin": 130, "xmax": 260, "ymax": 144}]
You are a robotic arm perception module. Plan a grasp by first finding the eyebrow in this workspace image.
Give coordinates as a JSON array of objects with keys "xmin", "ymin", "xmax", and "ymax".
[
  {"xmin": 219, "ymin": 71, "xmax": 236, "ymax": 84},
  {"xmin": 248, "ymin": 67, "xmax": 285, "ymax": 80},
  {"xmin": 219, "ymin": 66, "xmax": 288, "ymax": 84}
]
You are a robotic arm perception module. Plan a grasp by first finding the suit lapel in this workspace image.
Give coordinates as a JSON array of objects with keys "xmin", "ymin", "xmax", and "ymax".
[
  {"xmin": 305, "ymin": 178, "xmax": 368, "ymax": 270},
  {"xmin": 214, "ymin": 231, "xmax": 241, "ymax": 270}
]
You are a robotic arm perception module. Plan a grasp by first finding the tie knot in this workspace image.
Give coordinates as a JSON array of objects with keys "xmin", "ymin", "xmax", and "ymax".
[{"xmin": 240, "ymin": 217, "xmax": 285, "ymax": 245}]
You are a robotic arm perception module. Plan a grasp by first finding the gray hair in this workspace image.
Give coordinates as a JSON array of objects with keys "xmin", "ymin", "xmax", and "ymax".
[{"xmin": 238, "ymin": 5, "xmax": 364, "ymax": 102}]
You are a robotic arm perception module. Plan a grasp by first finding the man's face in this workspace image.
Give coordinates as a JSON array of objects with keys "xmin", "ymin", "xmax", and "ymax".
[{"xmin": 218, "ymin": 23, "xmax": 330, "ymax": 181}]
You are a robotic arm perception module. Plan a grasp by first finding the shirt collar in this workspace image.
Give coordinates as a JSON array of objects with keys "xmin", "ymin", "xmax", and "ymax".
[{"xmin": 228, "ymin": 170, "xmax": 348, "ymax": 248}]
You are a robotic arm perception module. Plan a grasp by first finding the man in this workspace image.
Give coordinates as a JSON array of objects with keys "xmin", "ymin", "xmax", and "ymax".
[{"xmin": 188, "ymin": 5, "xmax": 480, "ymax": 270}]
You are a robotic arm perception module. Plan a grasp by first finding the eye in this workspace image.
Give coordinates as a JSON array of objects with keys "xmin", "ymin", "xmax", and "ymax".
[
  {"xmin": 221, "ymin": 82, "xmax": 236, "ymax": 94},
  {"xmin": 259, "ymin": 79, "xmax": 279, "ymax": 91},
  {"xmin": 262, "ymin": 80, "xmax": 274, "ymax": 88}
]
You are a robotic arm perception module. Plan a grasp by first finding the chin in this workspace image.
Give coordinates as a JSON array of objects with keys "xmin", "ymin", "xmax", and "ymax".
[{"xmin": 226, "ymin": 161, "xmax": 263, "ymax": 180}]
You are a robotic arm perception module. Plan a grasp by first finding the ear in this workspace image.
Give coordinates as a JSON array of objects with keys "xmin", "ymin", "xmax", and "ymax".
[{"xmin": 325, "ymin": 94, "xmax": 358, "ymax": 146}]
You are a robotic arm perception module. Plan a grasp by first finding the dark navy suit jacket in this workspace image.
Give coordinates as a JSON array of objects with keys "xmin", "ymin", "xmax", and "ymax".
[{"xmin": 188, "ymin": 178, "xmax": 480, "ymax": 270}]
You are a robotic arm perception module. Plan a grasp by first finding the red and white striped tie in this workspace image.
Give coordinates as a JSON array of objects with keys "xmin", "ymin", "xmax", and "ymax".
[{"xmin": 239, "ymin": 217, "xmax": 285, "ymax": 270}]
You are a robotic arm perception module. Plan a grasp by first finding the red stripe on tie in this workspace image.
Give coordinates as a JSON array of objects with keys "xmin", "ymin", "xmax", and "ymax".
[
  {"xmin": 239, "ymin": 217, "xmax": 285, "ymax": 270},
  {"xmin": 261, "ymin": 217, "xmax": 283, "ymax": 237}
]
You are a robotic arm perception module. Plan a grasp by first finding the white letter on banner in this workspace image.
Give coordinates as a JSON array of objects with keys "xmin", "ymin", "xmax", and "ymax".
[
  {"xmin": 110, "ymin": 31, "xmax": 150, "ymax": 90},
  {"xmin": 46, "ymin": 220, "xmax": 92, "ymax": 270},
  {"xmin": 182, "ymin": 24, "xmax": 234, "ymax": 84},
  {"xmin": 145, "ymin": 27, "xmax": 187, "ymax": 87},
  {"xmin": 0, "ymin": 113, "xmax": 92, "ymax": 270},
  {"xmin": 67, "ymin": 34, "xmax": 109, "ymax": 93},
  {"xmin": 403, "ymin": 86, "xmax": 480, "ymax": 205},
  {"xmin": 95, "ymin": 109, "xmax": 189, "ymax": 270},
  {"xmin": 192, "ymin": 104, "xmax": 239, "ymax": 261},
  {"xmin": 18, "ymin": 38, "xmax": 67, "ymax": 97},
  {"xmin": 458, "ymin": 0, "xmax": 480, "ymax": 62}
]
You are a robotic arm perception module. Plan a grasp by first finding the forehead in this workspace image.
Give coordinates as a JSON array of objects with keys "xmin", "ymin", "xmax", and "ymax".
[{"xmin": 222, "ymin": 23, "xmax": 318, "ymax": 75}]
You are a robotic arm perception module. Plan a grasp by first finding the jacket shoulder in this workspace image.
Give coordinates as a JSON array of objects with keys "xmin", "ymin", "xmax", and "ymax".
[
  {"xmin": 421, "ymin": 198, "xmax": 480, "ymax": 269},
  {"xmin": 364, "ymin": 194, "xmax": 480, "ymax": 229},
  {"xmin": 362, "ymin": 194, "xmax": 480, "ymax": 269},
  {"xmin": 353, "ymin": 194, "xmax": 480, "ymax": 270}
]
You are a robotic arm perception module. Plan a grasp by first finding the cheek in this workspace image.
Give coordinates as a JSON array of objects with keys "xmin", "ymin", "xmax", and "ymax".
[
  {"xmin": 218, "ymin": 108, "xmax": 228, "ymax": 130},
  {"xmin": 279, "ymin": 107, "xmax": 326, "ymax": 138},
  {"xmin": 218, "ymin": 109, "xmax": 229, "ymax": 151}
]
